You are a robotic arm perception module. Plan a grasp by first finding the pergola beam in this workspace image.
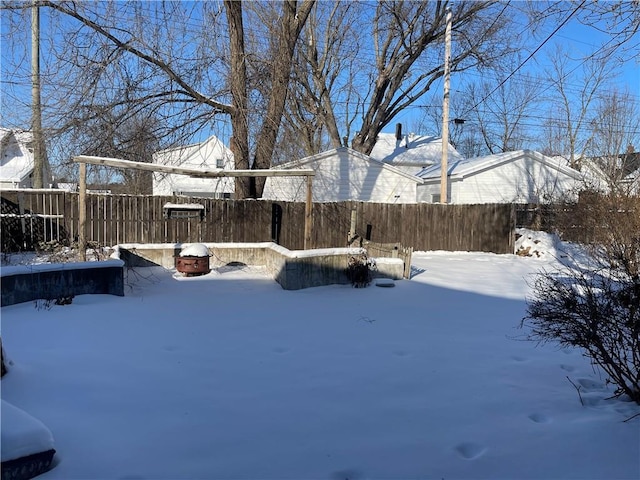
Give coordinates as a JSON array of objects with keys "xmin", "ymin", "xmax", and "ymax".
[
  {"xmin": 73, "ymin": 155, "xmax": 315, "ymax": 178},
  {"xmin": 73, "ymin": 155, "xmax": 315, "ymax": 251}
]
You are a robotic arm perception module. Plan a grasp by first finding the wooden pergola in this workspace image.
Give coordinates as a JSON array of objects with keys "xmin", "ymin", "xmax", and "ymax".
[{"xmin": 72, "ymin": 155, "xmax": 316, "ymax": 257}]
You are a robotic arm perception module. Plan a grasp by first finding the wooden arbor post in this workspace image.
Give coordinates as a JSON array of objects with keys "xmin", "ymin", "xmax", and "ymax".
[{"xmin": 78, "ymin": 161, "xmax": 87, "ymax": 261}]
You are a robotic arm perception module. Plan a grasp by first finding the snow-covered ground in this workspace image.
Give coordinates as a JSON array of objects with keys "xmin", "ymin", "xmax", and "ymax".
[{"xmin": 1, "ymin": 230, "xmax": 638, "ymax": 479}]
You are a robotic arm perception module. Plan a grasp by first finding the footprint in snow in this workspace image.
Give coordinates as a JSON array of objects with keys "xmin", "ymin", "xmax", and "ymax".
[
  {"xmin": 330, "ymin": 468, "xmax": 364, "ymax": 479},
  {"xmin": 528, "ymin": 413, "xmax": 551, "ymax": 424},
  {"xmin": 577, "ymin": 378, "xmax": 605, "ymax": 391},
  {"xmin": 273, "ymin": 347, "xmax": 290, "ymax": 354},
  {"xmin": 510, "ymin": 355, "xmax": 528, "ymax": 362},
  {"xmin": 454, "ymin": 442, "xmax": 487, "ymax": 460},
  {"xmin": 560, "ymin": 364, "xmax": 575, "ymax": 372}
]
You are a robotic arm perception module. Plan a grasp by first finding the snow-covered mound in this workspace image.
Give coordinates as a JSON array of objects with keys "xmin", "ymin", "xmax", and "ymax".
[
  {"xmin": 515, "ymin": 228, "xmax": 597, "ymax": 271},
  {"xmin": 1, "ymin": 400, "xmax": 55, "ymax": 462},
  {"xmin": 179, "ymin": 243, "xmax": 210, "ymax": 257},
  {"xmin": 515, "ymin": 228, "xmax": 562, "ymax": 258}
]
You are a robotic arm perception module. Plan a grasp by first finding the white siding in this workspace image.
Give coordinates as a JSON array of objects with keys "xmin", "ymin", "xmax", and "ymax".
[
  {"xmin": 263, "ymin": 149, "xmax": 419, "ymax": 203},
  {"xmin": 0, "ymin": 132, "xmax": 34, "ymax": 187},
  {"xmin": 416, "ymin": 182, "xmax": 449, "ymax": 203},
  {"xmin": 418, "ymin": 151, "xmax": 581, "ymax": 204},
  {"xmin": 454, "ymin": 157, "xmax": 578, "ymax": 203},
  {"xmin": 152, "ymin": 136, "xmax": 235, "ymax": 197}
]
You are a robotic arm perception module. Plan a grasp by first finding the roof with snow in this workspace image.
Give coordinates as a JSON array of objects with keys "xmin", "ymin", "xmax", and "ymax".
[
  {"xmin": 273, "ymin": 146, "xmax": 423, "ymax": 182},
  {"xmin": 369, "ymin": 132, "xmax": 464, "ymax": 166},
  {"xmin": 153, "ymin": 135, "xmax": 233, "ymax": 168},
  {"xmin": 0, "ymin": 128, "xmax": 34, "ymax": 183},
  {"xmin": 417, "ymin": 149, "xmax": 583, "ymax": 181}
]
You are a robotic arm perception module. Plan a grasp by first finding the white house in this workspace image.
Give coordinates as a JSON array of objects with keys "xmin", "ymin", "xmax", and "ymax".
[
  {"xmin": 416, "ymin": 149, "xmax": 584, "ymax": 204},
  {"xmin": 369, "ymin": 129, "xmax": 464, "ymax": 175},
  {"xmin": 0, "ymin": 128, "xmax": 34, "ymax": 189},
  {"xmin": 576, "ymin": 151, "xmax": 640, "ymax": 195},
  {"xmin": 262, "ymin": 147, "xmax": 423, "ymax": 203},
  {"xmin": 152, "ymin": 135, "xmax": 234, "ymax": 198}
]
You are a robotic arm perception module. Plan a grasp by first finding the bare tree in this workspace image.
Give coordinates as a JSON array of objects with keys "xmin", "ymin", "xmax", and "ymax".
[
  {"xmin": 244, "ymin": 0, "xmax": 315, "ymax": 197},
  {"xmin": 350, "ymin": 1, "xmax": 515, "ymax": 155},
  {"xmin": 280, "ymin": 1, "xmax": 518, "ymax": 158},
  {"xmin": 542, "ymin": 45, "xmax": 616, "ymax": 169},
  {"xmin": 460, "ymin": 72, "xmax": 542, "ymax": 155},
  {"xmin": 585, "ymin": 88, "xmax": 640, "ymax": 194},
  {"xmin": 3, "ymin": 1, "xmax": 314, "ymax": 198},
  {"xmin": 283, "ymin": 1, "xmax": 364, "ymax": 156},
  {"xmin": 578, "ymin": 1, "xmax": 640, "ymax": 57}
]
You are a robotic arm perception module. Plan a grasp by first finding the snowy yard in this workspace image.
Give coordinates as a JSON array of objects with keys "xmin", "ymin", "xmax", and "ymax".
[{"xmin": 1, "ymin": 231, "xmax": 639, "ymax": 479}]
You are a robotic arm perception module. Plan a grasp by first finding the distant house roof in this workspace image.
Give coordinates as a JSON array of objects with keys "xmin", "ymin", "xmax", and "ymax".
[
  {"xmin": 274, "ymin": 146, "xmax": 424, "ymax": 183},
  {"xmin": 369, "ymin": 132, "xmax": 464, "ymax": 167},
  {"xmin": 417, "ymin": 149, "xmax": 584, "ymax": 181},
  {"xmin": 0, "ymin": 128, "xmax": 34, "ymax": 184},
  {"xmin": 153, "ymin": 135, "xmax": 233, "ymax": 168},
  {"xmin": 152, "ymin": 134, "xmax": 235, "ymax": 197},
  {"xmin": 585, "ymin": 151, "xmax": 640, "ymax": 180}
]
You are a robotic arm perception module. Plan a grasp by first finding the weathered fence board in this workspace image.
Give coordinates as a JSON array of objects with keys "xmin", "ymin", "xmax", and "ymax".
[{"xmin": 1, "ymin": 190, "xmax": 516, "ymax": 254}]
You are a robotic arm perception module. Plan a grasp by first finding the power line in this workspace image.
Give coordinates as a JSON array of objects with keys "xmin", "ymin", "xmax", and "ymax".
[{"xmin": 462, "ymin": 0, "xmax": 588, "ymax": 117}]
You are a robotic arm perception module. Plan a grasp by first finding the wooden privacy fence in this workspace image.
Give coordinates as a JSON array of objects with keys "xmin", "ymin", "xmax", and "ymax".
[{"xmin": 1, "ymin": 190, "xmax": 516, "ymax": 254}]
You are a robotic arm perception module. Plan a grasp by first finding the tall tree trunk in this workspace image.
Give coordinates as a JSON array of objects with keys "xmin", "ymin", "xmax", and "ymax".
[
  {"xmin": 224, "ymin": 0, "xmax": 251, "ymax": 199},
  {"xmin": 251, "ymin": 0, "xmax": 314, "ymax": 198}
]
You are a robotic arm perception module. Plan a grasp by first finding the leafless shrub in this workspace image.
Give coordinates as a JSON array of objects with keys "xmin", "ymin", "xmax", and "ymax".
[
  {"xmin": 522, "ymin": 265, "xmax": 639, "ymax": 403},
  {"xmin": 553, "ymin": 192, "xmax": 639, "ymax": 278},
  {"xmin": 346, "ymin": 254, "xmax": 376, "ymax": 288},
  {"xmin": 523, "ymin": 192, "xmax": 640, "ymax": 404}
]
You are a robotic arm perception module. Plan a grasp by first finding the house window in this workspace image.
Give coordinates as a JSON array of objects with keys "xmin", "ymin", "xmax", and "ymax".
[
  {"xmin": 216, "ymin": 158, "xmax": 224, "ymax": 169},
  {"xmin": 431, "ymin": 194, "xmax": 441, "ymax": 203}
]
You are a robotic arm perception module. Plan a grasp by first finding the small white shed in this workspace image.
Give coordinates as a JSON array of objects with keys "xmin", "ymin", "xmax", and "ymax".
[
  {"xmin": 263, "ymin": 147, "xmax": 423, "ymax": 203},
  {"xmin": 416, "ymin": 149, "xmax": 583, "ymax": 204},
  {"xmin": 152, "ymin": 135, "xmax": 234, "ymax": 198},
  {"xmin": 0, "ymin": 128, "xmax": 34, "ymax": 189}
]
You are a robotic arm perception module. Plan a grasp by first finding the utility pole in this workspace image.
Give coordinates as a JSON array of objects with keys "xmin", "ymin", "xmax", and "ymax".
[
  {"xmin": 440, "ymin": 7, "xmax": 452, "ymax": 204},
  {"xmin": 31, "ymin": 0, "xmax": 47, "ymax": 188}
]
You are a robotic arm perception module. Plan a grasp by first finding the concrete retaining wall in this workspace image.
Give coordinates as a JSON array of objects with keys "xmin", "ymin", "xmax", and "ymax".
[
  {"xmin": 117, "ymin": 243, "xmax": 404, "ymax": 290},
  {"xmin": 1, "ymin": 260, "xmax": 125, "ymax": 307}
]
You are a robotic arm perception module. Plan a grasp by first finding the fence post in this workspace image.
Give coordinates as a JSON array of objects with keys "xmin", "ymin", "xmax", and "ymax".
[
  {"xmin": 304, "ymin": 175, "xmax": 313, "ymax": 250},
  {"xmin": 347, "ymin": 208, "xmax": 357, "ymax": 246},
  {"xmin": 79, "ymin": 162, "xmax": 87, "ymax": 261},
  {"xmin": 17, "ymin": 192, "xmax": 27, "ymax": 249}
]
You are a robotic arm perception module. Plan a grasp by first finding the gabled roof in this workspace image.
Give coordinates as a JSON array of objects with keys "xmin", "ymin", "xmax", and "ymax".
[
  {"xmin": 0, "ymin": 128, "xmax": 34, "ymax": 183},
  {"xmin": 0, "ymin": 128, "xmax": 33, "ymax": 147},
  {"xmin": 417, "ymin": 149, "xmax": 584, "ymax": 181},
  {"xmin": 153, "ymin": 135, "xmax": 233, "ymax": 167},
  {"xmin": 273, "ymin": 147, "xmax": 423, "ymax": 183},
  {"xmin": 369, "ymin": 132, "xmax": 464, "ymax": 166},
  {"xmin": 582, "ymin": 152, "xmax": 640, "ymax": 179}
]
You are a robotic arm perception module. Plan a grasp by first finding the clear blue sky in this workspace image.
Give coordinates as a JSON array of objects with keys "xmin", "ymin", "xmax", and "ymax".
[
  {"xmin": 391, "ymin": 12, "xmax": 639, "ymax": 139},
  {"xmin": 1, "ymin": 2, "xmax": 638, "ymax": 151}
]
